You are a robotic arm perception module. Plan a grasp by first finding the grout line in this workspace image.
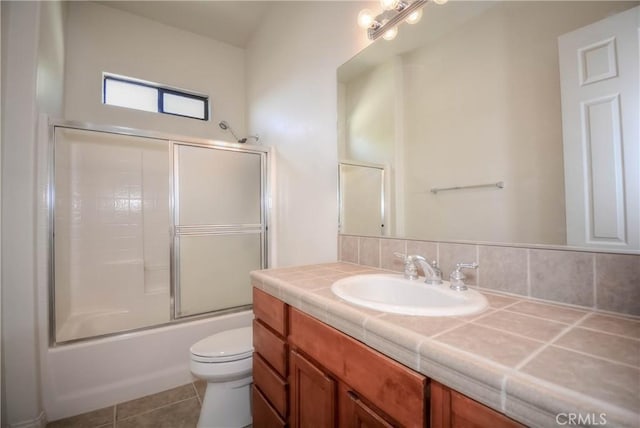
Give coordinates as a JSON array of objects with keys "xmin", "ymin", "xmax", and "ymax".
[
  {"xmin": 512, "ymin": 312, "xmax": 592, "ymax": 371},
  {"xmin": 526, "ymin": 249, "xmax": 531, "ymax": 298},
  {"xmin": 461, "ymin": 321, "xmax": 548, "ymax": 345},
  {"xmin": 415, "ymin": 338, "xmax": 426, "ymax": 372},
  {"xmin": 429, "ymin": 318, "xmax": 476, "ymax": 339},
  {"xmin": 551, "ymin": 343, "xmax": 640, "ymax": 369},
  {"xmin": 475, "ymin": 245, "xmax": 481, "ymax": 286},
  {"xmin": 192, "ymin": 381, "xmax": 203, "ymax": 406},
  {"xmin": 592, "ymin": 253, "xmax": 598, "ymax": 310},
  {"xmin": 565, "ymin": 324, "xmax": 640, "ymax": 342},
  {"xmin": 500, "ymin": 374, "xmax": 509, "ymax": 412},
  {"xmin": 499, "ymin": 307, "xmax": 572, "ymax": 325}
]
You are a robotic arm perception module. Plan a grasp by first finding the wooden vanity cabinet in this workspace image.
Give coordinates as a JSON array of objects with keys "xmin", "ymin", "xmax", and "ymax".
[
  {"xmin": 431, "ymin": 381, "xmax": 525, "ymax": 428},
  {"xmin": 288, "ymin": 307, "xmax": 428, "ymax": 427},
  {"xmin": 252, "ymin": 288, "xmax": 289, "ymax": 426},
  {"xmin": 253, "ymin": 287, "xmax": 525, "ymax": 428}
]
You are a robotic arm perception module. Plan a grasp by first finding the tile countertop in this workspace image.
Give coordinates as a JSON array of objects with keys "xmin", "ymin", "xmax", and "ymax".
[{"xmin": 250, "ymin": 262, "xmax": 640, "ymax": 428}]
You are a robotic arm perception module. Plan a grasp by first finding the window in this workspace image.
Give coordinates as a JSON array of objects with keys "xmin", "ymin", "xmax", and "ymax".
[{"xmin": 103, "ymin": 74, "xmax": 209, "ymax": 121}]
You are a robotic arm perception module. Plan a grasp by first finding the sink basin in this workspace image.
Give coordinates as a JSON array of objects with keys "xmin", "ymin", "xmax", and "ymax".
[{"xmin": 331, "ymin": 274, "xmax": 488, "ymax": 316}]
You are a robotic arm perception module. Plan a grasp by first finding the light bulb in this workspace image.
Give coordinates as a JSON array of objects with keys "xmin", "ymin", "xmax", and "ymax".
[
  {"xmin": 380, "ymin": 0, "xmax": 399, "ymax": 11},
  {"xmin": 432, "ymin": 0, "xmax": 448, "ymax": 4},
  {"xmin": 405, "ymin": 9, "xmax": 423, "ymax": 24},
  {"xmin": 382, "ymin": 26, "xmax": 398, "ymax": 40},
  {"xmin": 357, "ymin": 9, "xmax": 376, "ymax": 28}
]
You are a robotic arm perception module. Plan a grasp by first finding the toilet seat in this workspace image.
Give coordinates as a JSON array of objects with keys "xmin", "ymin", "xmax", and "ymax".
[{"xmin": 190, "ymin": 326, "xmax": 253, "ymax": 363}]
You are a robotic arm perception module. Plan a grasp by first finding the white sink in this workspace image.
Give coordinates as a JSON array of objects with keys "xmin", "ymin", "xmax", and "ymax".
[{"xmin": 331, "ymin": 274, "xmax": 488, "ymax": 316}]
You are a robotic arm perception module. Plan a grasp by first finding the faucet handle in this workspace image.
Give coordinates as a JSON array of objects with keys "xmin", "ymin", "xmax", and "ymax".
[{"xmin": 449, "ymin": 262, "xmax": 478, "ymax": 291}]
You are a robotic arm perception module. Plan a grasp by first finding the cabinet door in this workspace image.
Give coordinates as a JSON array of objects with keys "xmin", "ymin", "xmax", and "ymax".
[
  {"xmin": 431, "ymin": 381, "xmax": 524, "ymax": 428},
  {"xmin": 345, "ymin": 391, "xmax": 395, "ymax": 428},
  {"xmin": 290, "ymin": 349, "xmax": 336, "ymax": 428},
  {"xmin": 253, "ymin": 385, "xmax": 286, "ymax": 428}
]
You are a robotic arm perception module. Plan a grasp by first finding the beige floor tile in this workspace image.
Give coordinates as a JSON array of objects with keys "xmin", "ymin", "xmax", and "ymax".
[
  {"xmin": 116, "ymin": 397, "xmax": 200, "ymax": 428},
  {"xmin": 47, "ymin": 406, "xmax": 113, "ymax": 428},
  {"xmin": 116, "ymin": 384, "xmax": 195, "ymax": 420},
  {"xmin": 193, "ymin": 380, "xmax": 206, "ymax": 403}
]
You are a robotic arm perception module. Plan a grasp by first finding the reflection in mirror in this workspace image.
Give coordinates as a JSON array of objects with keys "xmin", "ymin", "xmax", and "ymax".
[
  {"xmin": 339, "ymin": 163, "xmax": 386, "ymax": 236},
  {"xmin": 338, "ymin": 1, "xmax": 639, "ymax": 252}
]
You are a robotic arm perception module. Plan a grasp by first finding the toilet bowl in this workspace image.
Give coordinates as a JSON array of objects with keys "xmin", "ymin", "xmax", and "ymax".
[{"xmin": 190, "ymin": 326, "xmax": 253, "ymax": 428}]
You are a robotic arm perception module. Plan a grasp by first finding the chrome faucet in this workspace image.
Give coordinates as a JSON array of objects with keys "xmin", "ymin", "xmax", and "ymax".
[
  {"xmin": 394, "ymin": 253, "xmax": 443, "ymax": 284},
  {"xmin": 416, "ymin": 259, "xmax": 443, "ymax": 285},
  {"xmin": 394, "ymin": 253, "xmax": 425, "ymax": 280},
  {"xmin": 449, "ymin": 262, "xmax": 479, "ymax": 291}
]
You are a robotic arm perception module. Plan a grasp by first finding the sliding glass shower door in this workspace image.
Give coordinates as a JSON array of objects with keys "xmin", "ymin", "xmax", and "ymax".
[
  {"xmin": 53, "ymin": 128, "xmax": 172, "ymax": 343},
  {"xmin": 51, "ymin": 125, "xmax": 267, "ymax": 344},
  {"xmin": 174, "ymin": 144, "xmax": 265, "ymax": 317}
]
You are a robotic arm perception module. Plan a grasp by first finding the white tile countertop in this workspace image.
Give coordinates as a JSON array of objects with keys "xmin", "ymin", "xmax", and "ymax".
[{"xmin": 250, "ymin": 262, "xmax": 640, "ymax": 428}]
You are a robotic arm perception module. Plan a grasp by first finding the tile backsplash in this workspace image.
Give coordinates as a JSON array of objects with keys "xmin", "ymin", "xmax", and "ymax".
[{"xmin": 339, "ymin": 235, "xmax": 640, "ymax": 316}]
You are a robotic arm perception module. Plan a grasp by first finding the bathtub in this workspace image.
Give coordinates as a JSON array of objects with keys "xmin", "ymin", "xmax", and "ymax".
[{"xmin": 41, "ymin": 309, "xmax": 253, "ymax": 421}]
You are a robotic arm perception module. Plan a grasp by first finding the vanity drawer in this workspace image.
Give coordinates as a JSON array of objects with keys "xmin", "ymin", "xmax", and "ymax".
[
  {"xmin": 252, "ymin": 385, "xmax": 286, "ymax": 428},
  {"xmin": 253, "ymin": 352, "xmax": 288, "ymax": 417},
  {"xmin": 253, "ymin": 319, "xmax": 288, "ymax": 376},
  {"xmin": 289, "ymin": 308, "xmax": 427, "ymax": 428},
  {"xmin": 253, "ymin": 287, "xmax": 287, "ymax": 336}
]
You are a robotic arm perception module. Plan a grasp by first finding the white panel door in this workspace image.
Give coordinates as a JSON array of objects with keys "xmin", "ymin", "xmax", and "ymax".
[
  {"xmin": 559, "ymin": 6, "xmax": 639, "ymax": 250},
  {"xmin": 339, "ymin": 163, "xmax": 385, "ymax": 236}
]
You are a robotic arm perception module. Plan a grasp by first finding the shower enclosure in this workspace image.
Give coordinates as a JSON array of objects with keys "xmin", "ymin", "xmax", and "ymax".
[{"xmin": 50, "ymin": 123, "xmax": 267, "ymax": 344}]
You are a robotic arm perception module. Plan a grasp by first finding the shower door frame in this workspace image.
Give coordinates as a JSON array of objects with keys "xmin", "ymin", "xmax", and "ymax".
[{"xmin": 48, "ymin": 120, "xmax": 269, "ymax": 346}]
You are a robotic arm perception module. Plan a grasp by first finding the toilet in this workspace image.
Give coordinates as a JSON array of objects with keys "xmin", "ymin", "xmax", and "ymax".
[{"xmin": 190, "ymin": 326, "xmax": 253, "ymax": 428}]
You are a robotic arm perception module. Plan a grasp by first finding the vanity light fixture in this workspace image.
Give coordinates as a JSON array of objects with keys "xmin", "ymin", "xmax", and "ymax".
[{"xmin": 358, "ymin": 0, "xmax": 446, "ymax": 41}]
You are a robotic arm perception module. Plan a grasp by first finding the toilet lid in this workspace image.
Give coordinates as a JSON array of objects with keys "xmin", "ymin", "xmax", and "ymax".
[{"xmin": 190, "ymin": 326, "xmax": 253, "ymax": 362}]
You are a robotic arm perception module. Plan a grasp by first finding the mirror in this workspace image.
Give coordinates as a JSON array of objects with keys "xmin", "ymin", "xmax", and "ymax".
[{"xmin": 337, "ymin": 1, "xmax": 639, "ymax": 252}]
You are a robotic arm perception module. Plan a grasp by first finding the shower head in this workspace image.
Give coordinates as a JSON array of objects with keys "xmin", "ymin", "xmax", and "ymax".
[
  {"xmin": 219, "ymin": 120, "xmax": 241, "ymax": 142},
  {"xmin": 218, "ymin": 120, "xmax": 260, "ymax": 144}
]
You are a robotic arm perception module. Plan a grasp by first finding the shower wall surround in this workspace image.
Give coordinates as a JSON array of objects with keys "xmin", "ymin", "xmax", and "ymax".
[{"xmin": 339, "ymin": 235, "xmax": 640, "ymax": 316}]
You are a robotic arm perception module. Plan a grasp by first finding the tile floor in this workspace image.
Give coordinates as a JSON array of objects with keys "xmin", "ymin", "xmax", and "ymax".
[{"xmin": 47, "ymin": 380, "xmax": 207, "ymax": 428}]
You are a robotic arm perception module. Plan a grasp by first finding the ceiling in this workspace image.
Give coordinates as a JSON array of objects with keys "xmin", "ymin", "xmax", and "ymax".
[{"xmin": 97, "ymin": 1, "xmax": 274, "ymax": 48}]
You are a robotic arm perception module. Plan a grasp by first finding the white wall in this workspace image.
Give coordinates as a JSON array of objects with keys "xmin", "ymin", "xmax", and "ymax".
[
  {"xmin": 246, "ymin": 1, "xmax": 374, "ymax": 267},
  {"xmin": 0, "ymin": 1, "xmax": 3, "ymax": 425},
  {"xmin": 1, "ymin": 2, "xmax": 45, "ymax": 426},
  {"xmin": 343, "ymin": 61, "xmax": 395, "ymax": 165},
  {"xmin": 2, "ymin": 1, "xmax": 67, "ymax": 426},
  {"xmin": 64, "ymin": 2, "xmax": 246, "ymax": 141}
]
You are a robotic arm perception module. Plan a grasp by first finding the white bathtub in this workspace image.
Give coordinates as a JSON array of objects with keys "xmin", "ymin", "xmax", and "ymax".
[{"xmin": 41, "ymin": 310, "xmax": 253, "ymax": 421}]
